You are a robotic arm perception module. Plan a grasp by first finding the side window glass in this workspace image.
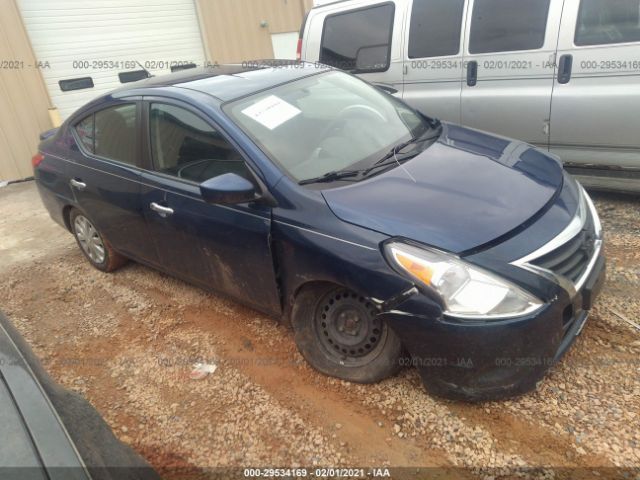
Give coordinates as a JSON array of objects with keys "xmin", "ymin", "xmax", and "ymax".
[
  {"xmin": 575, "ymin": 0, "xmax": 640, "ymax": 46},
  {"xmin": 320, "ymin": 3, "xmax": 395, "ymax": 73},
  {"xmin": 94, "ymin": 104, "xmax": 138, "ymax": 166},
  {"xmin": 149, "ymin": 103, "xmax": 252, "ymax": 184},
  {"xmin": 75, "ymin": 114, "xmax": 94, "ymax": 153},
  {"xmin": 409, "ymin": 0, "xmax": 465, "ymax": 58},
  {"xmin": 469, "ymin": 0, "xmax": 551, "ymax": 54}
]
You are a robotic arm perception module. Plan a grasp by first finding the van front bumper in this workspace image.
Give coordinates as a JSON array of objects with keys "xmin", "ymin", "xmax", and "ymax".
[{"xmin": 380, "ymin": 252, "xmax": 606, "ymax": 402}]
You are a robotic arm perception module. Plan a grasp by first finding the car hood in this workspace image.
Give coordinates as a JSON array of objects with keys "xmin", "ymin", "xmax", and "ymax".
[{"xmin": 322, "ymin": 123, "xmax": 564, "ymax": 254}]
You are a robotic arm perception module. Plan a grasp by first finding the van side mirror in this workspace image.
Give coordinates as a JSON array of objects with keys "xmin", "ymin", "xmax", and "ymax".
[
  {"xmin": 200, "ymin": 173, "xmax": 258, "ymax": 205},
  {"xmin": 354, "ymin": 45, "xmax": 387, "ymax": 72}
]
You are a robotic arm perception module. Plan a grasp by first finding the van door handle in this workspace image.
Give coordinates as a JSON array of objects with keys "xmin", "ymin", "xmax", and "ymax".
[
  {"xmin": 69, "ymin": 179, "xmax": 86, "ymax": 191},
  {"xmin": 558, "ymin": 54, "xmax": 573, "ymax": 84},
  {"xmin": 150, "ymin": 202, "xmax": 174, "ymax": 218},
  {"xmin": 467, "ymin": 60, "xmax": 478, "ymax": 87}
]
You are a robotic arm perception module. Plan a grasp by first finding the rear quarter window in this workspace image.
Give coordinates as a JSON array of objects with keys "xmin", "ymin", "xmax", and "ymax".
[{"xmin": 74, "ymin": 115, "xmax": 94, "ymax": 153}]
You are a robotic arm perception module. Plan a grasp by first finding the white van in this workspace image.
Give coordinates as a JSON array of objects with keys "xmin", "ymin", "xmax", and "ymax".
[{"xmin": 299, "ymin": 0, "xmax": 640, "ymax": 192}]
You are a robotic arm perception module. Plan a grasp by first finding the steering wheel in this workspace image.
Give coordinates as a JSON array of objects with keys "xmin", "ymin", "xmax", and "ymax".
[
  {"xmin": 337, "ymin": 104, "xmax": 387, "ymax": 123},
  {"xmin": 315, "ymin": 104, "xmax": 388, "ymax": 148},
  {"xmin": 177, "ymin": 159, "xmax": 212, "ymax": 179}
]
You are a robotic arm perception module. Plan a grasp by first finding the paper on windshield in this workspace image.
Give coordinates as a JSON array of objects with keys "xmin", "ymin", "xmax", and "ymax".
[{"xmin": 241, "ymin": 95, "xmax": 301, "ymax": 130}]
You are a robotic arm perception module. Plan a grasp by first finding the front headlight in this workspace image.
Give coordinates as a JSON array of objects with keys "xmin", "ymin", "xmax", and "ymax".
[{"xmin": 385, "ymin": 242, "xmax": 543, "ymax": 319}]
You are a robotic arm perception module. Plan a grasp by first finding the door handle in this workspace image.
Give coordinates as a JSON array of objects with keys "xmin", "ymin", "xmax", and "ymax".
[
  {"xmin": 69, "ymin": 179, "xmax": 86, "ymax": 191},
  {"xmin": 467, "ymin": 60, "xmax": 478, "ymax": 87},
  {"xmin": 150, "ymin": 202, "xmax": 174, "ymax": 217},
  {"xmin": 557, "ymin": 54, "xmax": 573, "ymax": 84}
]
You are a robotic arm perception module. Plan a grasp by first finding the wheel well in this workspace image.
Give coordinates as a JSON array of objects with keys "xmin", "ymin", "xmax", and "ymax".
[{"xmin": 62, "ymin": 205, "xmax": 75, "ymax": 232}]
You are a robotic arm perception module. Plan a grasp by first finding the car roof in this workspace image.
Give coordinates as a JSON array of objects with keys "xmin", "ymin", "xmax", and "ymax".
[{"xmin": 112, "ymin": 61, "xmax": 331, "ymax": 103}]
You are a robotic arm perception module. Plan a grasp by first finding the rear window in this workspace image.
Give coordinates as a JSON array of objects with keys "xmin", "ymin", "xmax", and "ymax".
[
  {"xmin": 409, "ymin": 0, "xmax": 465, "ymax": 58},
  {"xmin": 575, "ymin": 0, "xmax": 640, "ymax": 46},
  {"xmin": 320, "ymin": 3, "xmax": 395, "ymax": 73},
  {"xmin": 469, "ymin": 0, "xmax": 551, "ymax": 54}
]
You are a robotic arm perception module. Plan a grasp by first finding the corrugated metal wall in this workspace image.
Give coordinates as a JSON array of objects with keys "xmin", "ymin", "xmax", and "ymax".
[
  {"xmin": 0, "ymin": 0, "xmax": 52, "ymax": 181},
  {"xmin": 196, "ymin": 0, "xmax": 314, "ymax": 63}
]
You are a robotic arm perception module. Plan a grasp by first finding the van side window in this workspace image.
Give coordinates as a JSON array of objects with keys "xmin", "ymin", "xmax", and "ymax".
[
  {"xmin": 575, "ymin": 0, "xmax": 640, "ymax": 46},
  {"xmin": 409, "ymin": 0, "xmax": 465, "ymax": 58},
  {"xmin": 74, "ymin": 114, "xmax": 94, "ymax": 153},
  {"xmin": 320, "ymin": 3, "xmax": 394, "ymax": 73},
  {"xmin": 94, "ymin": 104, "xmax": 138, "ymax": 166},
  {"xmin": 149, "ymin": 103, "xmax": 252, "ymax": 184},
  {"xmin": 469, "ymin": 0, "xmax": 551, "ymax": 54}
]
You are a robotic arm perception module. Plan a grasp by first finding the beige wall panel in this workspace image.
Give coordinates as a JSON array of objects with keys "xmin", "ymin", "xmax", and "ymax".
[
  {"xmin": 0, "ymin": 0, "xmax": 52, "ymax": 181},
  {"xmin": 197, "ymin": 0, "xmax": 313, "ymax": 63}
]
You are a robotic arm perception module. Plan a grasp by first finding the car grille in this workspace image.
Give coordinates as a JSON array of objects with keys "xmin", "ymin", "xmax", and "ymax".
[{"xmin": 530, "ymin": 213, "xmax": 597, "ymax": 286}]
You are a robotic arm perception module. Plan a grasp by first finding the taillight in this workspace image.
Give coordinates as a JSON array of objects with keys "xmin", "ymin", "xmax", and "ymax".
[
  {"xmin": 296, "ymin": 38, "xmax": 303, "ymax": 61},
  {"xmin": 32, "ymin": 153, "xmax": 44, "ymax": 168}
]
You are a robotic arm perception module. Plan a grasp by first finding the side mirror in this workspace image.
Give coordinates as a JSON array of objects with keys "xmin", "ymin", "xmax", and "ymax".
[
  {"xmin": 354, "ymin": 45, "xmax": 387, "ymax": 72},
  {"xmin": 200, "ymin": 173, "xmax": 258, "ymax": 205}
]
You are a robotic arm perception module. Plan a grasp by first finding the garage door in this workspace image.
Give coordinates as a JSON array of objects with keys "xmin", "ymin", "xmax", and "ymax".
[{"xmin": 18, "ymin": 0, "xmax": 206, "ymax": 120}]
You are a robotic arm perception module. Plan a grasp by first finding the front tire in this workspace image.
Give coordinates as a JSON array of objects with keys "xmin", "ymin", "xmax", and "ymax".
[
  {"xmin": 292, "ymin": 284, "xmax": 403, "ymax": 383},
  {"xmin": 70, "ymin": 208, "xmax": 127, "ymax": 272}
]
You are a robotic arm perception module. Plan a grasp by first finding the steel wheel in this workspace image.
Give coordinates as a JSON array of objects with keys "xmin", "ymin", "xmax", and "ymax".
[
  {"xmin": 73, "ymin": 214, "xmax": 106, "ymax": 265},
  {"xmin": 314, "ymin": 289, "xmax": 388, "ymax": 367}
]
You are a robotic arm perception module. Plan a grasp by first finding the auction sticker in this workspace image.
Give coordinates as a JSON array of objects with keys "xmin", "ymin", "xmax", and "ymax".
[{"xmin": 241, "ymin": 95, "xmax": 301, "ymax": 130}]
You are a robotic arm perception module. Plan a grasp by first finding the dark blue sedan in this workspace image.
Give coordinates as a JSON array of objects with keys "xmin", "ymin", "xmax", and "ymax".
[{"xmin": 33, "ymin": 63, "xmax": 605, "ymax": 401}]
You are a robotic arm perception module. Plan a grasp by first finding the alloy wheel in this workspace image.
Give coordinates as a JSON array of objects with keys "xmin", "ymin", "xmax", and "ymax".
[{"xmin": 74, "ymin": 215, "xmax": 106, "ymax": 264}]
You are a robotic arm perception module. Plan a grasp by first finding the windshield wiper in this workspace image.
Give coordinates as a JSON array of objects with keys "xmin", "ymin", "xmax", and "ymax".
[
  {"xmin": 299, "ymin": 124, "xmax": 443, "ymax": 186},
  {"xmin": 363, "ymin": 128, "xmax": 443, "ymax": 176},
  {"xmin": 298, "ymin": 169, "xmax": 361, "ymax": 186}
]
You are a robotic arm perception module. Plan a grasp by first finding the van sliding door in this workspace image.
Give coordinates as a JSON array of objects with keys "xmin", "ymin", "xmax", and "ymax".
[
  {"xmin": 460, "ymin": 0, "xmax": 564, "ymax": 149},
  {"xmin": 550, "ymin": 0, "xmax": 640, "ymax": 187},
  {"xmin": 402, "ymin": 0, "xmax": 468, "ymax": 123}
]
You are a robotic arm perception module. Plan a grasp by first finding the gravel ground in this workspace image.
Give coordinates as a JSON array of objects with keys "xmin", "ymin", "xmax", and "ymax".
[{"xmin": 0, "ymin": 181, "xmax": 639, "ymax": 479}]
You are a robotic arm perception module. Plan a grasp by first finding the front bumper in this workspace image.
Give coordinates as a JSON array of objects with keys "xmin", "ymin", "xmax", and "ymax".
[{"xmin": 380, "ymin": 251, "xmax": 606, "ymax": 402}]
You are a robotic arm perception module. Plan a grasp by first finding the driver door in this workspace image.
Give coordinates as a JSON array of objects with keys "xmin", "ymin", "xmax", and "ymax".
[{"xmin": 139, "ymin": 99, "xmax": 281, "ymax": 315}]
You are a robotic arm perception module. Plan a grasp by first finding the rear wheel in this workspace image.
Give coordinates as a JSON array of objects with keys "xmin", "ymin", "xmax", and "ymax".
[
  {"xmin": 70, "ymin": 209, "xmax": 127, "ymax": 272},
  {"xmin": 292, "ymin": 284, "xmax": 402, "ymax": 383}
]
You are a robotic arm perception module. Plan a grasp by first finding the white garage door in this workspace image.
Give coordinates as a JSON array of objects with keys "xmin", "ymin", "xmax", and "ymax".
[
  {"xmin": 18, "ymin": 0, "xmax": 206, "ymax": 120},
  {"xmin": 271, "ymin": 32, "xmax": 299, "ymax": 60}
]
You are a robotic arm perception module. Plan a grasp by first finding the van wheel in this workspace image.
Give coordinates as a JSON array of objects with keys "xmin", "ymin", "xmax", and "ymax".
[
  {"xmin": 69, "ymin": 208, "xmax": 127, "ymax": 272},
  {"xmin": 292, "ymin": 284, "xmax": 402, "ymax": 383}
]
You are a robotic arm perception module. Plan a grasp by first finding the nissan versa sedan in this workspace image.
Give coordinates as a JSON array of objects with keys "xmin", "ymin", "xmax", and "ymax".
[{"xmin": 34, "ymin": 63, "xmax": 605, "ymax": 401}]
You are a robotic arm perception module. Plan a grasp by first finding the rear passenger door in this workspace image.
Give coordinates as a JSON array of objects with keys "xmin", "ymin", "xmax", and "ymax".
[
  {"xmin": 305, "ymin": 1, "xmax": 405, "ymax": 93},
  {"xmin": 68, "ymin": 101, "xmax": 156, "ymax": 263},
  {"xmin": 402, "ymin": 0, "xmax": 468, "ymax": 123},
  {"xmin": 551, "ymin": 0, "xmax": 640, "ymax": 176},
  {"xmin": 461, "ymin": 0, "xmax": 563, "ymax": 148},
  {"xmin": 139, "ymin": 99, "xmax": 281, "ymax": 315}
]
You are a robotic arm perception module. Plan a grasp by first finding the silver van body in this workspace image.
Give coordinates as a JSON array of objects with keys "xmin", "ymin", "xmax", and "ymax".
[{"xmin": 301, "ymin": 0, "xmax": 640, "ymax": 192}]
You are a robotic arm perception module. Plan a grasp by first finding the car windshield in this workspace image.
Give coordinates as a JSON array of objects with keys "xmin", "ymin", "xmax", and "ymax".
[{"xmin": 224, "ymin": 71, "xmax": 434, "ymax": 183}]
